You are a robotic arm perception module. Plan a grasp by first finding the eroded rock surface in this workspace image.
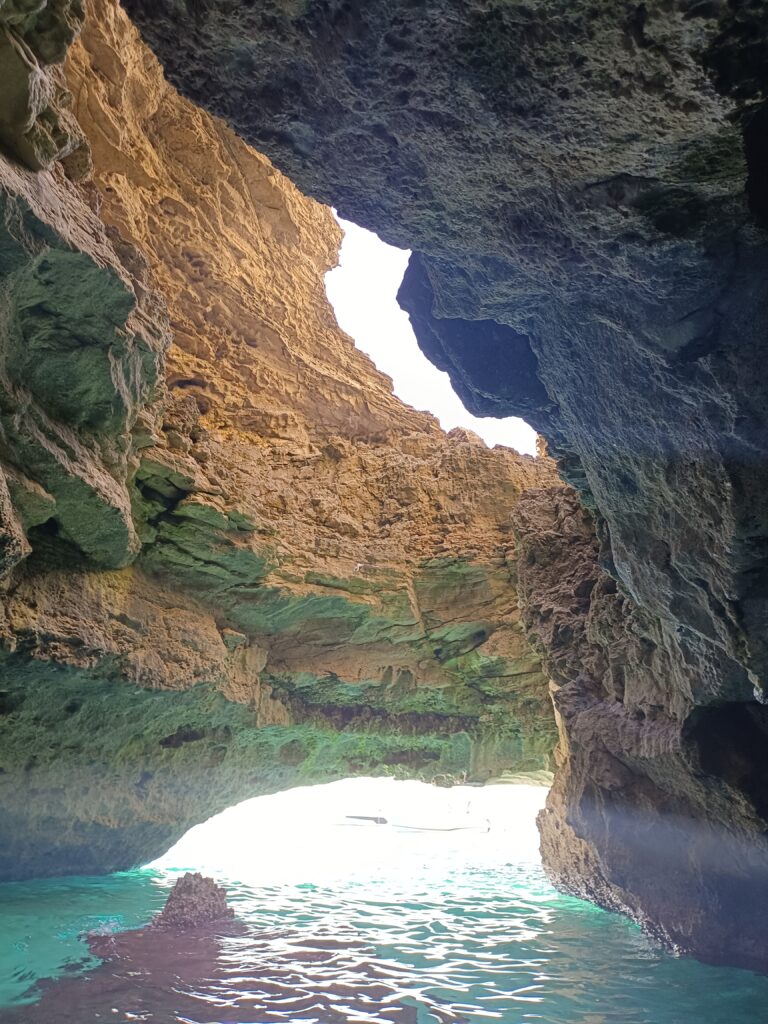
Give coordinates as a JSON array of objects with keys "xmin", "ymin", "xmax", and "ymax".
[
  {"xmin": 0, "ymin": 0, "xmax": 558, "ymax": 880},
  {"xmin": 0, "ymin": 126, "xmax": 166, "ymax": 573},
  {"xmin": 118, "ymin": 0, "xmax": 768, "ymax": 969},
  {"xmin": 149, "ymin": 872, "xmax": 235, "ymax": 932},
  {"xmin": 512, "ymin": 486, "xmax": 768, "ymax": 970},
  {"xmin": 0, "ymin": 1, "xmax": 89, "ymax": 174},
  {"xmin": 119, "ymin": 0, "xmax": 768, "ymax": 697}
]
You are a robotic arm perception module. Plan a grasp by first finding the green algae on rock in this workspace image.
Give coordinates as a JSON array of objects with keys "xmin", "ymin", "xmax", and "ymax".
[
  {"xmin": 0, "ymin": 655, "xmax": 485, "ymax": 881},
  {"xmin": 0, "ymin": 0, "xmax": 561, "ymax": 883},
  {"xmin": 118, "ymin": 0, "xmax": 768, "ymax": 971},
  {"xmin": 0, "ymin": 165, "xmax": 166, "ymax": 573}
]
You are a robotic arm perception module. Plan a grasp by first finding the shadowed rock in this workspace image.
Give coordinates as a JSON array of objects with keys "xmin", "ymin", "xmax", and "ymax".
[
  {"xmin": 0, "ymin": 0, "xmax": 90, "ymax": 173},
  {"xmin": 7, "ymin": 0, "xmax": 768, "ymax": 974}
]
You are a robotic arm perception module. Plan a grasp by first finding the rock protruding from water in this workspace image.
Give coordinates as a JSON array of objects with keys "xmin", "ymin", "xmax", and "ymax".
[{"xmin": 151, "ymin": 873, "xmax": 235, "ymax": 932}]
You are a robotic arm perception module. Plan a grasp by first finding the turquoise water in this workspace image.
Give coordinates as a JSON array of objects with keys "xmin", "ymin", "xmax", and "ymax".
[
  {"xmin": 0, "ymin": 870, "xmax": 166, "ymax": 1006},
  {"xmin": 2, "ymin": 779, "xmax": 768, "ymax": 1022}
]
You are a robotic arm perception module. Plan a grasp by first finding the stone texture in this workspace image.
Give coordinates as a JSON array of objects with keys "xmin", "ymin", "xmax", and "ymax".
[
  {"xmin": 118, "ymin": 0, "xmax": 768, "ymax": 969},
  {"xmin": 116, "ymin": 0, "xmax": 768, "ymax": 695},
  {"xmin": 0, "ymin": 133, "xmax": 167, "ymax": 571},
  {"xmin": 0, "ymin": 1, "xmax": 90, "ymax": 174},
  {"xmin": 0, "ymin": 0, "xmax": 559, "ymax": 881},
  {"xmin": 512, "ymin": 486, "xmax": 768, "ymax": 970},
  {"xmin": 150, "ymin": 872, "xmax": 235, "ymax": 931}
]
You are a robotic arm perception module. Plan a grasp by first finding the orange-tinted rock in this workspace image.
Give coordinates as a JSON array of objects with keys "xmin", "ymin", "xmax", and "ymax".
[
  {"xmin": 116, "ymin": 0, "xmax": 768, "ymax": 972},
  {"xmin": 0, "ymin": 0, "xmax": 559, "ymax": 880}
]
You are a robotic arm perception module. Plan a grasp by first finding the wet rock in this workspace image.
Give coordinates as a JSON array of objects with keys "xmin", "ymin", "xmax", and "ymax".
[
  {"xmin": 150, "ymin": 872, "xmax": 235, "ymax": 931},
  {"xmin": 86, "ymin": 874, "xmax": 237, "ymax": 963}
]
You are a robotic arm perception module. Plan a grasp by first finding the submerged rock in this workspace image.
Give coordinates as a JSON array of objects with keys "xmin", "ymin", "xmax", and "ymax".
[
  {"xmin": 3, "ymin": 875, "xmax": 443, "ymax": 1024},
  {"xmin": 86, "ymin": 874, "xmax": 239, "ymax": 965}
]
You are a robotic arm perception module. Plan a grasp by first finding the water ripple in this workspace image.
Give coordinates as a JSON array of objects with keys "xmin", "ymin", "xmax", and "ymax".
[{"xmin": 3, "ymin": 781, "xmax": 768, "ymax": 1022}]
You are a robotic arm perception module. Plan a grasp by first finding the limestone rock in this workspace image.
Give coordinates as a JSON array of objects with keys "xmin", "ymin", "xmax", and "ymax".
[
  {"xmin": 119, "ymin": 0, "xmax": 768, "ymax": 969},
  {"xmin": 117, "ymin": 0, "xmax": 768, "ymax": 698},
  {"xmin": 0, "ymin": 0, "xmax": 560, "ymax": 881},
  {"xmin": 0, "ymin": 138, "xmax": 167, "ymax": 571},
  {"xmin": 513, "ymin": 486, "xmax": 768, "ymax": 970},
  {"xmin": 151, "ymin": 872, "xmax": 235, "ymax": 931},
  {"xmin": 0, "ymin": 1, "xmax": 89, "ymax": 173}
]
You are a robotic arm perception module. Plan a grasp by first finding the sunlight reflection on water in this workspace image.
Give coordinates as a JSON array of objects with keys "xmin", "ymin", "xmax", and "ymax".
[
  {"xmin": 149, "ymin": 778, "xmax": 547, "ymax": 887},
  {"xmin": 3, "ymin": 780, "xmax": 768, "ymax": 1023}
]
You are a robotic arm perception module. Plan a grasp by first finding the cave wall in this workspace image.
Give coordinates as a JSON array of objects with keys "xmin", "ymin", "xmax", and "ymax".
[
  {"xmin": 116, "ymin": 0, "xmax": 768, "ymax": 970},
  {"xmin": 118, "ymin": 0, "xmax": 768, "ymax": 701},
  {"xmin": 512, "ymin": 485, "xmax": 768, "ymax": 971},
  {"xmin": 0, "ymin": 0, "xmax": 559, "ymax": 881}
]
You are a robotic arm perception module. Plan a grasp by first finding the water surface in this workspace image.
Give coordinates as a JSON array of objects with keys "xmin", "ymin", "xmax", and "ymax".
[{"xmin": 1, "ymin": 779, "xmax": 766, "ymax": 1022}]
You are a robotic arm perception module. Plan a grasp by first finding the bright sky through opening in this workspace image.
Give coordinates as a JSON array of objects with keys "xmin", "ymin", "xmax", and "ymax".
[
  {"xmin": 325, "ymin": 217, "xmax": 538, "ymax": 455},
  {"xmin": 150, "ymin": 778, "xmax": 548, "ymax": 884}
]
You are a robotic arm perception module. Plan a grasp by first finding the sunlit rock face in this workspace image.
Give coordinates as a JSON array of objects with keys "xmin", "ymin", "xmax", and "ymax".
[
  {"xmin": 0, "ymin": 0, "xmax": 559, "ymax": 881},
  {"xmin": 119, "ymin": 0, "xmax": 768, "ymax": 969}
]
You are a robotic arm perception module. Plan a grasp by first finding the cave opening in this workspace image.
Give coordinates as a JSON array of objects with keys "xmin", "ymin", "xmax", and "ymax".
[
  {"xmin": 684, "ymin": 701, "xmax": 768, "ymax": 821},
  {"xmin": 8, "ymin": 777, "xmax": 768, "ymax": 1021},
  {"xmin": 147, "ymin": 776, "xmax": 548, "ymax": 882},
  {"xmin": 4, "ymin": 0, "xmax": 768, "ymax": 1013},
  {"xmin": 324, "ymin": 215, "xmax": 538, "ymax": 454}
]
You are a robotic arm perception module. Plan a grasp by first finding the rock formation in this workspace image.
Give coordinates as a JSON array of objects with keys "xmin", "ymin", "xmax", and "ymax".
[
  {"xmin": 85, "ymin": 873, "xmax": 237, "ymax": 957},
  {"xmin": 119, "ymin": 0, "xmax": 768, "ymax": 970},
  {"xmin": 3, "ymin": 874, "xmax": 246, "ymax": 1023},
  {"xmin": 0, "ymin": 0, "xmax": 558, "ymax": 881},
  {"xmin": 0, "ymin": 1, "xmax": 89, "ymax": 176},
  {"xmin": 148, "ymin": 872, "xmax": 235, "ymax": 931},
  {"xmin": 1, "ymin": 870, "xmax": 443, "ymax": 1024}
]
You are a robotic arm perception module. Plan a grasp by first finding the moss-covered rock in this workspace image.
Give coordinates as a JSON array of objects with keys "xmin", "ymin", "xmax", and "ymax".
[{"xmin": 0, "ymin": 654, "xmax": 484, "ymax": 881}]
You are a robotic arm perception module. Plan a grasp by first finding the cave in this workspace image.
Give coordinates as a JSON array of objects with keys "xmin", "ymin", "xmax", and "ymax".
[{"xmin": 1, "ymin": 0, "xmax": 768, "ymax": 1019}]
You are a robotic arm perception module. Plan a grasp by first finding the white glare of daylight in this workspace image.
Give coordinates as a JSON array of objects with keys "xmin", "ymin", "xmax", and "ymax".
[
  {"xmin": 149, "ymin": 777, "xmax": 549, "ymax": 887},
  {"xmin": 325, "ymin": 217, "xmax": 538, "ymax": 456}
]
